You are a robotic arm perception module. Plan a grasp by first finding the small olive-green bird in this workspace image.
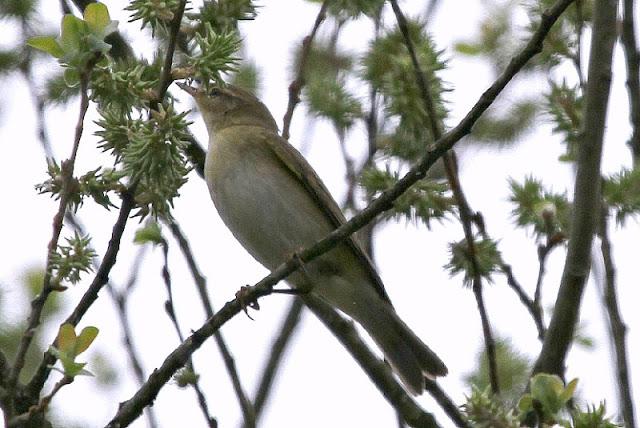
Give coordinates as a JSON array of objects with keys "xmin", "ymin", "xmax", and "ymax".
[{"xmin": 178, "ymin": 82, "xmax": 447, "ymax": 395}]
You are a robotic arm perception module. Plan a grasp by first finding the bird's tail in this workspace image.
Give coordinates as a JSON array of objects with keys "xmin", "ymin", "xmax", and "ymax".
[{"xmin": 353, "ymin": 298, "xmax": 448, "ymax": 395}]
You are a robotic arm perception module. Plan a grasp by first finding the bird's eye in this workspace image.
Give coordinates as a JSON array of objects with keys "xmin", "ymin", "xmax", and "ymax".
[{"xmin": 210, "ymin": 87, "xmax": 223, "ymax": 97}]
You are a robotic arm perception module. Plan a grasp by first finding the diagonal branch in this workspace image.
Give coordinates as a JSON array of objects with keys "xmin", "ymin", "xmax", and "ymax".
[
  {"xmin": 389, "ymin": 0, "xmax": 499, "ymax": 395},
  {"xmin": 167, "ymin": 220, "xmax": 254, "ymax": 427},
  {"xmin": 281, "ymin": 0, "xmax": 329, "ymax": 140},
  {"xmin": 532, "ymin": 0, "xmax": 617, "ymax": 378},
  {"xmin": 620, "ymin": 0, "xmax": 640, "ymax": 164},
  {"xmin": 598, "ymin": 209, "xmax": 636, "ymax": 428}
]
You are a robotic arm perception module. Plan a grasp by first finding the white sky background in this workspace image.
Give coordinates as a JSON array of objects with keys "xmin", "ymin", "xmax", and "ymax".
[{"xmin": 0, "ymin": 0, "xmax": 639, "ymax": 427}]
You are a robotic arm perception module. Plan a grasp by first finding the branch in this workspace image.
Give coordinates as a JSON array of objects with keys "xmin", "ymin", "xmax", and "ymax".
[
  {"xmin": 167, "ymin": 221, "xmax": 254, "ymax": 427},
  {"xmin": 252, "ymin": 298, "xmax": 305, "ymax": 422},
  {"xmin": 26, "ymin": 0, "xmax": 189, "ymax": 400},
  {"xmin": 598, "ymin": 209, "xmax": 636, "ymax": 428},
  {"xmin": 104, "ymin": 1, "xmax": 576, "ymax": 423},
  {"xmin": 7, "ymin": 70, "xmax": 91, "ymax": 395},
  {"xmin": 281, "ymin": 0, "xmax": 329, "ymax": 140},
  {"xmin": 621, "ymin": 0, "xmax": 640, "ymax": 164},
  {"xmin": 424, "ymin": 379, "xmax": 470, "ymax": 428},
  {"xmin": 389, "ymin": 0, "xmax": 499, "ymax": 394},
  {"xmin": 302, "ymin": 295, "xmax": 442, "ymax": 428},
  {"xmin": 532, "ymin": 0, "xmax": 616, "ymax": 377}
]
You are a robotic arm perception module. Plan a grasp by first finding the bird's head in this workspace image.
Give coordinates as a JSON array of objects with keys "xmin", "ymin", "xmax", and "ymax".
[{"xmin": 177, "ymin": 82, "xmax": 278, "ymax": 133}]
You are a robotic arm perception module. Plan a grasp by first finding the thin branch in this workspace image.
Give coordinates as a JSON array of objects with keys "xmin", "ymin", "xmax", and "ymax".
[
  {"xmin": 501, "ymin": 262, "xmax": 546, "ymax": 340},
  {"xmin": 598, "ymin": 208, "xmax": 636, "ymax": 428},
  {"xmin": 155, "ymin": 0, "xmax": 188, "ymax": 104},
  {"xmin": 621, "ymin": 0, "xmax": 640, "ymax": 164},
  {"xmin": 104, "ymin": 247, "xmax": 159, "ymax": 428},
  {"xmin": 252, "ymin": 298, "xmax": 305, "ymax": 422},
  {"xmin": 7, "ymin": 70, "xmax": 91, "ymax": 395},
  {"xmin": 389, "ymin": 0, "xmax": 499, "ymax": 394},
  {"xmin": 533, "ymin": 0, "xmax": 616, "ymax": 377},
  {"xmin": 302, "ymin": 295, "xmax": 442, "ymax": 428},
  {"xmin": 7, "ymin": 376, "xmax": 73, "ymax": 428},
  {"xmin": 26, "ymin": 0, "xmax": 189, "ymax": 401},
  {"xmin": 158, "ymin": 235, "xmax": 218, "ymax": 428},
  {"xmin": 167, "ymin": 220, "xmax": 255, "ymax": 428},
  {"xmin": 423, "ymin": 379, "xmax": 470, "ymax": 428},
  {"xmin": 281, "ymin": 0, "xmax": 329, "ymax": 140},
  {"xmin": 26, "ymin": 189, "xmax": 136, "ymax": 398}
]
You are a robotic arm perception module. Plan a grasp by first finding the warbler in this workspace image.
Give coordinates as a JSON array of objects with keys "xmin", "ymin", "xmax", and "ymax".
[{"xmin": 178, "ymin": 82, "xmax": 447, "ymax": 395}]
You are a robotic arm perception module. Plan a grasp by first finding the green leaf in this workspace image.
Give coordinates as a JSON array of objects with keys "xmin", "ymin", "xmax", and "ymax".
[
  {"xmin": 64, "ymin": 68, "xmax": 81, "ymax": 87},
  {"xmin": 559, "ymin": 378, "xmax": 578, "ymax": 403},
  {"xmin": 84, "ymin": 2, "xmax": 110, "ymax": 33},
  {"xmin": 75, "ymin": 326, "xmax": 99, "ymax": 355},
  {"xmin": 57, "ymin": 323, "xmax": 77, "ymax": 354},
  {"xmin": 60, "ymin": 14, "xmax": 85, "ymax": 53},
  {"xmin": 134, "ymin": 222, "xmax": 164, "ymax": 245},
  {"xmin": 27, "ymin": 36, "xmax": 64, "ymax": 58}
]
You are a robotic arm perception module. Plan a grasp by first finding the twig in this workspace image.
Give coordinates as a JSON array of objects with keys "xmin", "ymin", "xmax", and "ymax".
[
  {"xmin": 424, "ymin": 379, "xmax": 471, "ymax": 428},
  {"xmin": 598, "ymin": 208, "xmax": 636, "ymax": 428},
  {"xmin": 167, "ymin": 220, "xmax": 255, "ymax": 427},
  {"xmin": 281, "ymin": 0, "xmax": 329, "ymax": 140},
  {"xmin": 303, "ymin": 295, "xmax": 442, "ymax": 428},
  {"xmin": 26, "ymin": 188, "xmax": 136, "ymax": 398},
  {"xmin": 7, "ymin": 70, "xmax": 91, "ymax": 395},
  {"xmin": 252, "ymin": 298, "xmax": 305, "ymax": 422},
  {"xmin": 621, "ymin": 0, "xmax": 640, "ymax": 164},
  {"xmin": 500, "ymin": 262, "xmax": 546, "ymax": 340},
  {"xmin": 26, "ymin": 0, "xmax": 189, "ymax": 400},
  {"xmin": 104, "ymin": 2, "xmax": 576, "ymax": 423},
  {"xmin": 533, "ymin": 0, "xmax": 616, "ymax": 377},
  {"xmin": 7, "ymin": 376, "xmax": 73, "ymax": 428},
  {"xmin": 158, "ymin": 235, "xmax": 218, "ymax": 427},
  {"xmin": 389, "ymin": 0, "xmax": 500, "ymax": 394},
  {"xmin": 155, "ymin": 0, "xmax": 188, "ymax": 104}
]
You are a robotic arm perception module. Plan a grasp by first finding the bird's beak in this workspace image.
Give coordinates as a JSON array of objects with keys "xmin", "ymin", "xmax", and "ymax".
[{"xmin": 176, "ymin": 81, "xmax": 200, "ymax": 97}]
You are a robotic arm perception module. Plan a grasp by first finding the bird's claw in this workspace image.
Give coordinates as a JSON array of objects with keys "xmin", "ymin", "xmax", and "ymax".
[{"xmin": 236, "ymin": 285, "xmax": 260, "ymax": 320}]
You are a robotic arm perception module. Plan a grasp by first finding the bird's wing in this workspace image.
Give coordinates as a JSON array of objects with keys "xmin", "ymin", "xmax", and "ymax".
[{"xmin": 261, "ymin": 129, "xmax": 392, "ymax": 303}]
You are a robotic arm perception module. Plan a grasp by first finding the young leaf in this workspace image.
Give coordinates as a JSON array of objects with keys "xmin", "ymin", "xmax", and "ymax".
[{"xmin": 27, "ymin": 36, "xmax": 64, "ymax": 58}]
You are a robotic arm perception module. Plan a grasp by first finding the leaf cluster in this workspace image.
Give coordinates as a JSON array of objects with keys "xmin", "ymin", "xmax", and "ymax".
[
  {"xmin": 360, "ymin": 167, "xmax": 454, "ymax": 228},
  {"xmin": 126, "ymin": 0, "xmax": 181, "ymax": 33},
  {"xmin": 464, "ymin": 374, "xmax": 620, "ymax": 428},
  {"xmin": 49, "ymin": 233, "xmax": 97, "ymax": 287},
  {"xmin": 509, "ymin": 176, "xmax": 570, "ymax": 242},
  {"xmin": 546, "ymin": 80, "xmax": 584, "ymax": 162},
  {"xmin": 186, "ymin": 24, "xmax": 241, "ymax": 88},
  {"xmin": 445, "ymin": 237, "xmax": 502, "ymax": 288},
  {"xmin": 603, "ymin": 167, "xmax": 640, "ymax": 225},
  {"xmin": 49, "ymin": 324, "xmax": 99, "ymax": 377}
]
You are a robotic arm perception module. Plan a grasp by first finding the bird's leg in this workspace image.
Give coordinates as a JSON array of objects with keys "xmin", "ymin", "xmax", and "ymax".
[{"xmin": 236, "ymin": 285, "xmax": 260, "ymax": 320}]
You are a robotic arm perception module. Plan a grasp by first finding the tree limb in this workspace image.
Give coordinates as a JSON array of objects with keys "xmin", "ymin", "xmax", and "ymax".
[{"xmin": 532, "ymin": 0, "xmax": 617, "ymax": 377}]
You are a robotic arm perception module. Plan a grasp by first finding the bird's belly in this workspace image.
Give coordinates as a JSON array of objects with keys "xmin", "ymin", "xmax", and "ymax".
[{"xmin": 207, "ymin": 149, "xmax": 337, "ymax": 275}]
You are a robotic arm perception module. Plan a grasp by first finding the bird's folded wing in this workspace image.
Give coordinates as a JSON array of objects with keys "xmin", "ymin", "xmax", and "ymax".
[{"xmin": 261, "ymin": 130, "xmax": 392, "ymax": 303}]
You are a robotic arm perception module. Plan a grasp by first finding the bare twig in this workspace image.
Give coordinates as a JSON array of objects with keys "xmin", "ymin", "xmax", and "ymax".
[
  {"xmin": 8, "ymin": 70, "xmax": 91, "ymax": 396},
  {"xmin": 281, "ymin": 0, "xmax": 329, "ymax": 140},
  {"xmin": 252, "ymin": 298, "xmax": 305, "ymax": 422},
  {"xmin": 533, "ymin": 0, "xmax": 616, "ymax": 377},
  {"xmin": 424, "ymin": 379, "xmax": 471, "ymax": 428},
  {"xmin": 167, "ymin": 221, "xmax": 254, "ymax": 427},
  {"xmin": 621, "ymin": 0, "xmax": 640, "ymax": 164},
  {"xmin": 389, "ymin": 0, "xmax": 500, "ymax": 394},
  {"xmin": 598, "ymin": 208, "xmax": 636, "ymax": 428},
  {"xmin": 7, "ymin": 376, "xmax": 73, "ymax": 428},
  {"xmin": 157, "ymin": 234, "xmax": 219, "ymax": 428}
]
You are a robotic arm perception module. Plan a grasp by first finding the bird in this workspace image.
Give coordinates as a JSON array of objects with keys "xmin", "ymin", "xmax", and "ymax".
[{"xmin": 178, "ymin": 82, "xmax": 447, "ymax": 395}]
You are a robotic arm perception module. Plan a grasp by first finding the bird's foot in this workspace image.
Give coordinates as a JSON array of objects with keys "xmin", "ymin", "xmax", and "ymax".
[{"xmin": 236, "ymin": 285, "xmax": 260, "ymax": 320}]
